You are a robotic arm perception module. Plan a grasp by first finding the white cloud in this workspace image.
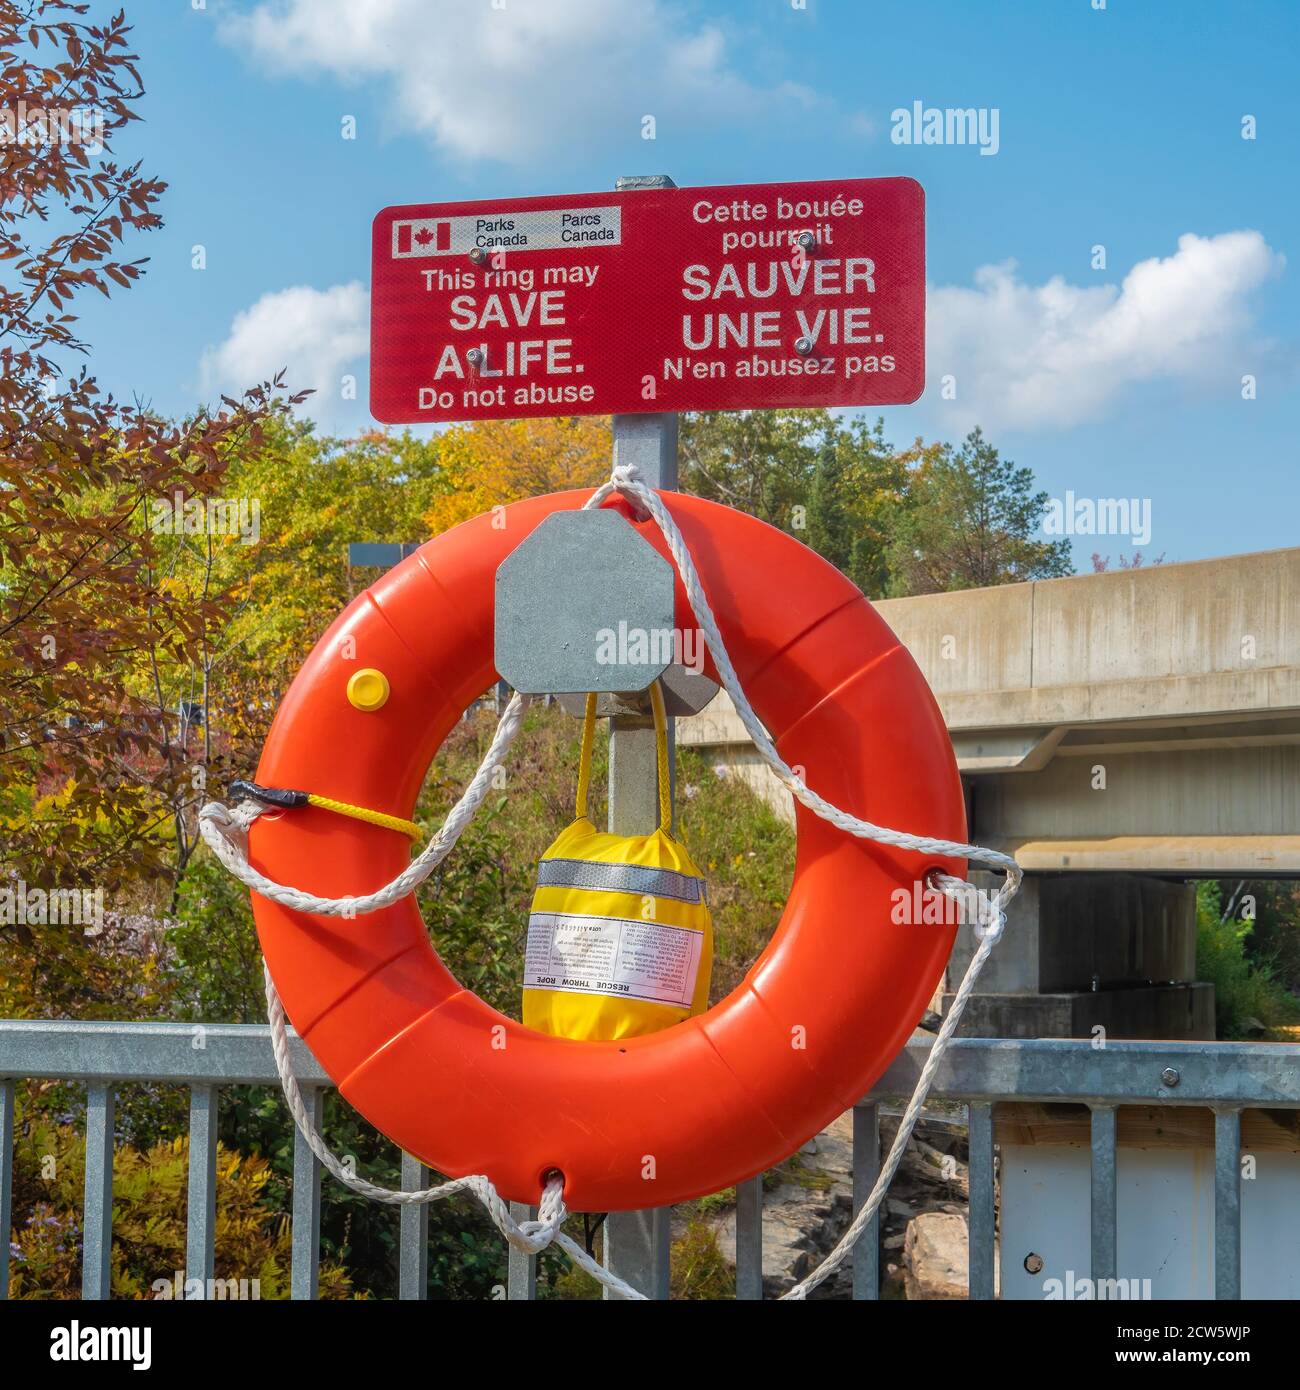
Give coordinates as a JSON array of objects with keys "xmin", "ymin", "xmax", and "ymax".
[
  {"xmin": 223, "ymin": 0, "xmax": 814, "ymax": 165},
  {"xmin": 198, "ymin": 281, "xmax": 368, "ymax": 422},
  {"xmin": 200, "ymin": 233, "xmax": 1283, "ymax": 438},
  {"xmin": 928, "ymin": 231, "xmax": 1284, "ymax": 430}
]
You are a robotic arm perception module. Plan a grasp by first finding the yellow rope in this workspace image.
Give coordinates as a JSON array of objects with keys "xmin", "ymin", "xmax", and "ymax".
[
  {"xmin": 302, "ymin": 685, "xmax": 668, "ymax": 842},
  {"xmin": 575, "ymin": 693, "xmax": 598, "ymax": 819},
  {"xmin": 305, "ymin": 793, "xmax": 422, "ymax": 841},
  {"xmin": 573, "ymin": 683, "xmax": 672, "ymax": 830},
  {"xmin": 649, "ymin": 679, "xmax": 671, "ymax": 832}
]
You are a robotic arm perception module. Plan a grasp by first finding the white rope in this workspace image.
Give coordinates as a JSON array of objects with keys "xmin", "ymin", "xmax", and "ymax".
[
  {"xmin": 783, "ymin": 922, "xmax": 998, "ymax": 1299},
  {"xmin": 593, "ymin": 465, "xmax": 1023, "ymax": 917},
  {"xmin": 199, "ymin": 690, "xmax": 530, "ymax": 917},
  {"xmin": 262, "ymin": 960, "xmax": 644, "ymax": 1296},
  {"xmin": 593, "ymin": 464, "xmax": 1020, "ymax": 1299},
  {"xmin": 266, "ymin": 964, "xmax": 559, "ymax": 1235},
  {"xmin": 198, "ymin": 466, "xmax": 1022, "ymax": 1302}
]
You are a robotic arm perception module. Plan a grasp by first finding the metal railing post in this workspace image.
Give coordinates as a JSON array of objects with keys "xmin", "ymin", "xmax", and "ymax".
[
  {"xmin": 966, "ymin": 1101, "xmax": 996, "ymax": 1301},
  {"xmin": 1213, "ymin": 1108, "xmax": 1242, "ymax": 1300},
  {"xmin": 507, "ymin": 1201, "xmax": 538, "ymax": 1300},
  {"xmin": 185, "ymin": 1083, "xmax": 219, "ymax": 1294},
  {"xmin": 399, "ymin": 1152, "xmax": 430, "ymax": 1300},
  {"xmin": 852, "ymin": 1103, "xmax": 881, "ymax": 1299},
  {"xmin": 82, "ymin": 1081, "xmax": 115, "ymax": 1300},
  {"xmin": 290, "ymin": 1086, "xmax": 323, "ymax": 1300},
  {"xmin": 1089, "ymin": 1104, "xmax": 1118, "ymax": 1292},
  {"xmin": 0, "ymin": 1078, "xmax": 13, "ymax": 1300},
  {"xmin": 734, "ymin": 1175, "xmax": 764, "ymax": 1299}
]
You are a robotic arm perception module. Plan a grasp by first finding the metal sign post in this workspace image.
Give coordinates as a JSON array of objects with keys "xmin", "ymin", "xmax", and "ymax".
[
  {"xmin": 601, "ymin": 176, "xmax": 677, "ymax": 1301},
  {"xmin": 371, "ymin": 165, "xmax": 929, "ymax": 1300},
  {"xmin": 607, "ymin": 413, "xmax": 679, "ymax": 836}
]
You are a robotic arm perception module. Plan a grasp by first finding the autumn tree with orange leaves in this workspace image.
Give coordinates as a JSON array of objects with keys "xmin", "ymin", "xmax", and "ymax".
[
  {"xmin": 424, "ymin": 415, "xmax": 610, "ymax": 536},
  {"xmin": 0, "ymin": 3, "xmax": 294, "ymax": 1014}
]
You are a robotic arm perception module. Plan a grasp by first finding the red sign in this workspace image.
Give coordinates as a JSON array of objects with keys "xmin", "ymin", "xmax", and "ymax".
[{"xmin": 370, "ymin": 177, "xmax": 924, "ymax": 424}]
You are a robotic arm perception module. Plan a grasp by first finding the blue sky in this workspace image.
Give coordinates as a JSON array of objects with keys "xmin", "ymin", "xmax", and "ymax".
[{"xmin": 75, "ymin": 0, "xmax": 1299, "ymax": 568}]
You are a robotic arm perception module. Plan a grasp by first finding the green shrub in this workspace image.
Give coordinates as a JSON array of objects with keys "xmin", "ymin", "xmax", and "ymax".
[
  {"xmin": 7, "ymin": 1093, "xmax": 354, "ymax": 1299},
  {"xmin": 669, "ymin": 1218, "xmax": 734, "ymax": 1300},
  {"xmin": 539, "ymin": 1216, "xmax": 734, "ymax": 1300},
  {"xmin": 1195, "ymin": 882, "xmax": 1300, "ymax": 1038},
  {"xmin": 674, "ymin": 748, "xmax": 795, "ymax": 1001}
]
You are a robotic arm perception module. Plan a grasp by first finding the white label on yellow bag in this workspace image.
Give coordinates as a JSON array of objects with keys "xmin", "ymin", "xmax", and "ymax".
[{"xmin": 524, "ymin": 912, "xmax": 703, "ymax": 1009}]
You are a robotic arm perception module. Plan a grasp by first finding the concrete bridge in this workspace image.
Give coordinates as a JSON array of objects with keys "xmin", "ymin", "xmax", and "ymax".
[{"xmin": 679, "ymin": 546, "xmax": 1300, "ymax": 1038}]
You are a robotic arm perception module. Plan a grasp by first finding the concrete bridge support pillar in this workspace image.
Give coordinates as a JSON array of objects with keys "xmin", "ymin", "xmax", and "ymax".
[{"xmin": 941, "ymin": 873, "xmax": 1214, "ymax": 1040}]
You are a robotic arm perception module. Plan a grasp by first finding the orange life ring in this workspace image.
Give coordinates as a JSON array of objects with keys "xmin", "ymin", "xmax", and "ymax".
[{"xmin": 250, "ymin": 489, "xmax": 966, "ymax": 1211}]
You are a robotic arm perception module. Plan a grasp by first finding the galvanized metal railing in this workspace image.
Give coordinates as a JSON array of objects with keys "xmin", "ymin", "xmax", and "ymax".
[
  {"xmin": 864, "ymin": 1034, "xmax": 1300, "ymax": 1301},
  {"xmin": 2, "ymin": 1021, "xmax": 1296, "ymax": 1300}
]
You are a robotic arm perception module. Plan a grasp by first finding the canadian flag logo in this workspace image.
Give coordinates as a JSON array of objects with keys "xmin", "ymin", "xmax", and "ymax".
[{"xmin": 393, "ymin": 220, "xmax": 451, "ymax": 256}]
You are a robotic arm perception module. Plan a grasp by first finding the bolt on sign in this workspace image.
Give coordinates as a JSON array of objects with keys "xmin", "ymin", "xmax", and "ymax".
[{"xmin": 370, "ymin": 177, "xmax": 924, "ymax": 423}]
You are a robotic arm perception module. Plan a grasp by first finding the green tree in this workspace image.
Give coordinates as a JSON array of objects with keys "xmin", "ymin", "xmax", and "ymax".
[
  {"xmin": 149, "ymin": 417, "xmax": 445, "ymax": 715},
  {"xmin": 1195, "ymin": 882, "xmax": 1300, "ymax": 1038},
  {"xmin": 805, "ymin": 437, "xmax": 854, "ymax": 568},
  {"xmin": 424, "ymin": 415, "xmax": 609, "ymax": 536},
  {"xmin": 804, "ymin": 416, "xmax": 908, "ymax": 597},
  {"xmin": 679, "ymin": 408, "xmax": 827, "ymax": 528},
  {"xmin": 885, "ymin": 427, "xmax": 1073, "ymax": 595},
  {"xmin": 680, "ymin": 409, "xmax": 911, "ymax": 597}
]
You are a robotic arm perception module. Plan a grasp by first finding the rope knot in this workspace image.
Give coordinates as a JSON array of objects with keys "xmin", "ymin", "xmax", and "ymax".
[
  {"xmin": 611, "ymin": 460, "xmax": 645, "ymax": 487},
  {"xmin": 199, "ymin": 798, "xmax": 261, "ymax": 856},
  {"xmin": 974, "ymin": 907, "xmax": 1007, "ymax": 943},
  {"xmin": 609, "ymin": 461, "xmax": 652, "ymax": 519},
  {"xmin": 926, "ymin": 870, "xmax": 1010, "ymax": 944},
  {"xmin": 199, "ymin": 799, "xmax": 234, "ymax": 828},
  {"xmin": 472, "ymin": 1172, "xmax": 568, "ymax": 1255}
]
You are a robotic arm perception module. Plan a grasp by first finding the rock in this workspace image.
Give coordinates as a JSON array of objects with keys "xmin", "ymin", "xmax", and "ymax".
[
  {"xmin": 903, "ymin": 1211, "xmax": 970, "ymax": 1300},
  {"xmin": 712, "ymin": 1112, "xmax": 857, "ymax": 1298},
  {"xmin": 715, "ymin": 1183, "xmax": 854, "ymax": 1300},
  {"xmin": 704, "ymin": 1109, "xmax": 978, "ymax": 1300}
]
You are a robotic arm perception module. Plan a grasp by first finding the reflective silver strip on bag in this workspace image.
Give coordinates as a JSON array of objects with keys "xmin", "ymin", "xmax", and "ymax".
[{"xmin": 535, "ymin": 857, "xmax": 706, "ymax": 905}]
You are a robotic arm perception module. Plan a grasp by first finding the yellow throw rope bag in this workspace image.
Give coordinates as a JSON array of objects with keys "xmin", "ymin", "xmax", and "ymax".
[{"xmin": 522, "ymin": 682, "xmax": 714, "ymax": 1041}]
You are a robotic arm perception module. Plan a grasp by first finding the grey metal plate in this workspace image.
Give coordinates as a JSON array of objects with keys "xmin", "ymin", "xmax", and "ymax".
[
  {"xmin": 554, "ymin": 662, "xmax": 719, "ymax": 717},
  {"xmin": 495, "ymin": 510, "xmax": 676, "ymax": 695},
  {"xmin": 347, "ymin": 542, "xmax": 420, "ymax": 568}
]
